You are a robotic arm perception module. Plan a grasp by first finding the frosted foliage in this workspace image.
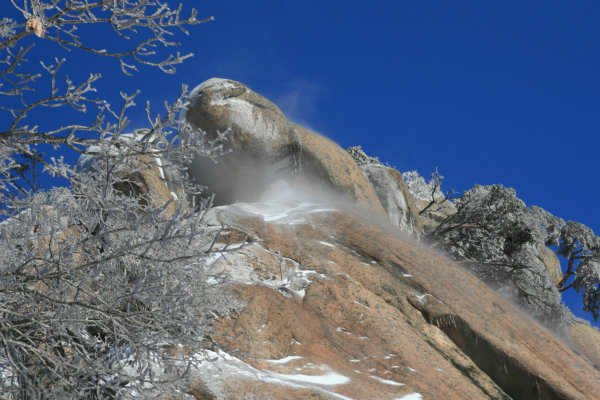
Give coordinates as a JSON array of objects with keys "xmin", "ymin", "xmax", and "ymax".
[
  {"xmin": 576, "ymin": 261, "xmax": 600, "ymax": 318},
  {"xmin": 559, "ymin": 221, "xmax": 600, "ymax": 320},
  {"xmin": 402, "ymin": 170, "xmax": 444, "ymax": 201},
  {"xmin": 346, "ymin": 146, "xmax": 382, "ymax": 167},
  {"xmin": 0, "ymin": 148, "xmax": 243, "ymax": 399},
  {"xmin": 0, "ymin": 1, "xmax": 240, "ymax": 398},
  {"xmin": 429, "ymin": 184, "xmax": 569, "ymax": 326},
  {"xmin": 430, "ymin": 182, "xmax": 600, "ymax": 323},
  {"xmin": 0, "ymin": 18, "xmax": 16, "ymax": 38},
  {"xmin": 529, "ymin": 205, "xmax": 565, "ymax": 246}
]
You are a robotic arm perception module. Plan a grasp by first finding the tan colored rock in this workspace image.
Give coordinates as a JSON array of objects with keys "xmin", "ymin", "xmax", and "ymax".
[
  {"xmin": 360, "ymin": 164, "xmax": 422, "ymax": 237},
  {"xmin": 112, "ymin": 154, "xmax": 183, "ymax": 216},
  {"xmin": 415, "ymin": 197, "xmax": 457, "ymax": 225},
  {"xmin": 570, "ymin": 319, "xmax": 600, "ymax": 370},
  {"xmin": 294, "ymin": 129, "xmax": 385, "ymax": 215},
  {"xmin": 184, "ymin": 78, "xmax": 385, "ymax": 214},
  {"xmin": 190, "ymin": 204, "xmax": 600, "ymax": 399},
  {"xmin": 536, "ymin": 243, "xmax": 563, "ymax": 286},
  {"xmin": 78, "ymin": 148, "xmax": 183, "ymax": 216}
]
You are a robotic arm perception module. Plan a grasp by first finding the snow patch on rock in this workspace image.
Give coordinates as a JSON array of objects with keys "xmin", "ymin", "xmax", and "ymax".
[
  {"xmin": 369, "ymin": 375, "xmax": 404, "ymax": 386},
  {"xmin": 393, "ymin": 393, "xmax": 423, "ymax": 400},
  {"xmin": 193, "ymin": 350, "xmax": 354, "ymax": 400}
]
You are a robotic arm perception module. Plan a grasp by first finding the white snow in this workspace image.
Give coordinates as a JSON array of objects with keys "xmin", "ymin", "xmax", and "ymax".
[
  {"xmin": 271, "ymin": 371, "xmax": 350, "ymax": 385},
  {"xmin": 411, "ymin": 292, "xmax": 433, "ymax": 302},
  {"xmin": 298, "ymin": 269, "xmax": 327, "ymax": 279},
  {"xmin": 154, "ymin": 155, "xmax": 165, "ymax": 179},
  {"xmin": 193, "ymin": 350, "xmax": 354, "ymax": 400},
  {"xmin": 393, "ymin": 393, "xmax": 423, "ymax": 400},
  {"xmin": 403, "ymin": 273, "xmax": 413, "ymax": 277},
  {"xmin": 353, "ymin": 301, "xmax": 370, "ymax": 309},
  {"xmin": 318, "ymin": 240, "xmax": 336, "ymax": 248},
  {"xmin": 369, "ymin": 375, "xmax": 404, "ymax": 386},
  {"xmin": 227, "ymin": 200, "xmax": 336, "ymax": 225},
  {"xmin": 407, "ymin": 366, "xmax": 417, "ymax": 372},
  {"xmin": 204, "ymin": 252, "xmax": 225, "ymax": 268},
  {"xmin": 190, "ymin": 78, "xmax": 238, "ymax": 99},
  {"xmin": 264, "ymin": 356, "xmax": 303, "ymax": 364}
]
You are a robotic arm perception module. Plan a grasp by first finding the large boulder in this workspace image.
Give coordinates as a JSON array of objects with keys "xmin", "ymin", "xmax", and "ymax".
[
  {"xmin": 360, "ymin": 164, "xmax": 422, "ymax": 237},
  {"xmin": 346, "ymin": 146, "xmax": 421, "ymax": 237},
  {"xmin": 184, "ymin": 78, "xmax": 385, "ymax": 214}
]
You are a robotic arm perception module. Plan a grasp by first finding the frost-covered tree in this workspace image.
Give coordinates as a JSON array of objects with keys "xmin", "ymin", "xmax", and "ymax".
[
  {"xmin": 402, "ymin": 169, "xmax": 445, "ymax": 202},
  {"xmin": 427, "ymin": 183, "xmax": 600, "ymax": 323},
  {"xmin": 555, "ymin": 221, "xmax": 600, "ymax": 320},
  {"xmin": 0, "ymin": 2, "xmax": 241, "ymax": 398},
  {"xmin": 426, "ymin": 184, "xmax": 568, "ymax": 325}
]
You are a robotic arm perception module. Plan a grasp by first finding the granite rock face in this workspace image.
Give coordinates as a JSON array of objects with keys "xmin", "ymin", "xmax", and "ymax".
[
  {"xmin": 346, "ymin": 146, "xmax": 421, "ymax": 238},
  {"xmin": 184, "ymin": 78, "xmax": 385, "ymax": 214},
  {"xmin": 186, "ymin": 199, "xmax": 600, "ymax": 399},
  {"xmin": 175, "ymin": 78, "xmax": 600, "ymax": 399},
  {"xmin": 360, "ymin": 164, "xmax": 422, "ymax": 238},
  {"xmin": 536, "ymin": 243, "xmax": 564, "ymax": 286}
]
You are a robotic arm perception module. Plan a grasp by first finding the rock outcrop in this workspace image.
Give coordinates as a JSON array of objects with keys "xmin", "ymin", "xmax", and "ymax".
[
  {"xmin": 347, "ymin": 146, "xmax": 422, "ymax": 237},
  {"xmin": 536, "ymin": 243, "xmax": 564, "ymax": 286},
  {"xmin": 186, "ymin": 197, "xmax": 600, "ymax": 399},
  {"xmin": 172, "ymin": 78, "xmax": 600, "ymax": 399},
  {"xmin": 77, "ymin": 134, "xmax": 183, "ymax": 216},
  {"xmin": 184, "ymin": 78, "xmax": 385, "ymax": 214},
  {"xmin": 414, "ymin": 198, "xmax": 457, "ymax": 225},
  {"xmin": 360, "ymin": 164, "xmax": 421, "ymax": 238}
]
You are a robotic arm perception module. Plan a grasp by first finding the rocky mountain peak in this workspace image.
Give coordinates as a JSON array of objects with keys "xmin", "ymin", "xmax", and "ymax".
[{"xmin": 111, "ymin": 78, "xmax": 600, "ymax": 399}]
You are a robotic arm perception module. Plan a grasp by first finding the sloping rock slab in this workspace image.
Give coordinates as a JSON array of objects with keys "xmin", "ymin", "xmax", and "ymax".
[
  {"xmin": 194, "ymin": 205, "xmax": 600, "ymax": 399},
  {"xmin": 570, "ymin": 320, "xmax": 600, "ymax": 371}
]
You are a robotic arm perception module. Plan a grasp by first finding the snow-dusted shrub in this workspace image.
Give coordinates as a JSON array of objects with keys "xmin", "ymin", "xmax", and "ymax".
[
  {"xmin": 347, "ymin": 146, "xmax": 382, "ymax": 167},
  {"xmin": 402, "ymin": 169, "xmax": 445, "ymax": 202},
  {"xmin": 424, "ymin": 182, "xmax": 600, "ymax": 326},
  {"xmin": 0, "ymin": 2, "xmax": 240, "ymax": 398},
  {"xmin": 426, "ymin": 184, "xmax": 570, "ymax": 327},
  {"xmin": 0, "ymin": 157, "xmax": 242, "ymax": 398},
  {"xmin": 556, "ymin": 221, "xmax": 600, "ymax": 320}
]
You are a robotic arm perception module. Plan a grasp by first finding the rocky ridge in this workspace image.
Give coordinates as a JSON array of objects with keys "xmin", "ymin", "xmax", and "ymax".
[{"xmin": 117, "ymin": 78, "xmax": 600, "ymax": 399}]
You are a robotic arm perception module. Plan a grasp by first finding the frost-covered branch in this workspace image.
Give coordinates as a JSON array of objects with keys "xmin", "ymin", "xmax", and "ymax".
[{"xmin": 0, "ymin": 2, "xmax": 241, "ymax": 398}]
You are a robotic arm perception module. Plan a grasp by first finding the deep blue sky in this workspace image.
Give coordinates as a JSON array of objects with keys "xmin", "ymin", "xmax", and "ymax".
[{"xmin": 6, "ymin": 2, "xmax": 600, "ymax": 326}]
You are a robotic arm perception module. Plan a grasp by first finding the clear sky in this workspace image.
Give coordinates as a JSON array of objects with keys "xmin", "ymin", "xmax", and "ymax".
[{"xmin": 7, "ymin": 1, "xmax": 600, "ymax": 326}]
